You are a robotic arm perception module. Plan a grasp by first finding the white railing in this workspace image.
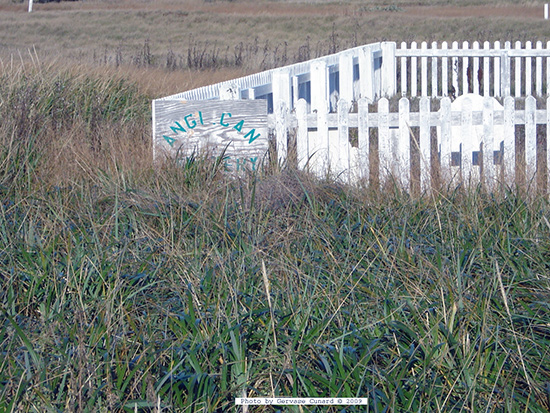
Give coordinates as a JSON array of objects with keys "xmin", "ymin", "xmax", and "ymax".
[
  {"xmin": 395, "ymin": 41, "xmax": 550, "ymax": 98},
  {"xmin": 269, "ymin": 95, "xmax": 550, "ymax": 192},
  {"xmin": 154, "ymin": 40, "xmax": 550, "ymax": 191},
  {"xmin": 157, "ymin": 42, "xmax": 392, "ymax": 112}
]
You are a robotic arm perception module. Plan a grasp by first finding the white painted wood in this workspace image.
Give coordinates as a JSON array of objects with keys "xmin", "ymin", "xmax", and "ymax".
[
  {"xmin": 28, "ymin": 0, "xmax": 32, "ymax": 13},
  {"xmin": 359, "ymin": 45, "xmax": 374, "ymax": 101},
  {"xmin": 440, "ymin": 97, "xmax": 452, "ymax": 182},
  {"xmin": 473, "ymin": 41, "xmax": 480, "ymax": 95},
  {"xmin": 411, "ymin": 42, "xmax": 418, "ymax": 97},
  {"xmin": 546, "ymin": 3, "xmax": 549, "ymax": 19},
  {"xmin": 272, "ymin": 69, "xmax": 291, "ymax": 110},
  {"xmin": 357, "ymin": 97, "xmax": 370, "ymax": 181},
  {"xmin": 442, "ymin": 42, "xmax": 448, "ymax": 97},
  {"xmin": 494, "ymin": 41, "xmax": 501, "ymax": 97},
  {"xmin": 339, "ymin": 53, "xmax": 354, "ymax": 104},
  {"xmin": 515, "ymin": 41, "xmax": 522, "ymax": 97},
  {"xmin": 525, "ymin": 41, "xmax": 532, "ymax": 96},
  {"xmin": 337, "ymin": 99, "xmax": 351, "ymax": 181},
  {"xmin": 398, "ymin": 97, "xmax": 410, "ymax": 190},
  {"xmin": 219, "ymin": 83, "xmax": 240, "ymax": 100},
  {"xmin": 314, "ymin": 93, "xmax": 329, "ymax": 176},
  {"xmin": 547, "ymin": 97, "xmax": 550, "ymax": 191},
  {"xmin": 536, "ymin": 41, "xmax": 543, "ymax": 96},
  {"xmin": 460, "ymin": 96, "xmax": 474, "ymax": 182},
  {"xmin": 483, "ymin": 41, "xmax": 490, "ymax": 96},
  {"xmin": 378, "ymin": 98, "xmax": 390, "ymax": 180},
  {"xmin": 292, "ymin": 76, "xmax": 299, "ymax": 109},
  {"xmin": 503, "ymin": 96, "xmax": 515, "ymax": 185},
  {"xmin": 296, "ymin": 99, "xmax": 308, "ymax": 170},
  {"xmin": 275, "ymin": 100, "xmax": 288, "ymax": 164},
  {"xmin": 462, "ymin": 41, "xmax": 470, "ymax": 95},
  {"xmin": 421, "ymin": 41, "xmax": 428, "ymax": 97},
  {"xmin": 482, "ymin": 97, "xmax": 495, "ymax": 187},
  {"xmin": 419, "ymin": 97, "xmax": 431, "ymax": 191},
  {"xmin": 401, "ymin": 42, "xmax": 407, "ymax": 96},
  {"xmin": 503, "ymin": 42, "xmax": 512, "ymax": 97},
  {"xmin": 154, "ymin": 100, "xmax": 268, "ymax": 171},
  {"xmin": 452, "ymin": 41, "xmax": 459, "ymax": 97},
  {"xmin": 311, "ymin": 60, "xmax": 328, "ymax": 113},
  {"xmin": 432, "ymin": 42, "xmax": 438, "ymax": 97},
  {"xmin": 381, "ymin": 42, "xmax": 397, "ymax": 96},
  {"xmin": 525, "ymin": 95, "xmax": 537, "ymax": 181}
]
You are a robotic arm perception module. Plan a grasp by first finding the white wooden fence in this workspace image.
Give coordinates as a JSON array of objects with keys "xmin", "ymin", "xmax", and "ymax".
[
  {"xmin": 396, "ymin": 41, "xmax": 550, "ymax": 99},
  {"xmin": 154, "ymin": 40, "xmax": 550, "ymax": 191},
  {"xmin": 269, "ymin": 95, "xmax": 550, "ymax": 192}
]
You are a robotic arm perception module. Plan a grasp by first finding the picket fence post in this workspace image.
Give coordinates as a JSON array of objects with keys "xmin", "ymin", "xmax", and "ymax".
[
  {"xmin": 337, "ymin": 99, "xmax": 351, "ymax": 182},
  {"xmin": 358, "ymin": 97, "xmax": 370, "ymax": 182},
  {"xmin": 421, "ymin": 41, "xmax": 428, "ymax": 97},
  {"xmin": 503, "ymin": 96, "xmax": 515, "ymax": 185},
  {"xmin": 419, "ymin": 97, "xmax": 430, "ymax": 191},
  {"xmin": 440, "ymin": 97, "xmax": 452, "ymax": 183},
  {"xmin": 525, "ymin": 95, "xmax": 537, "ymax": 183},
  {"xmin": 378, "ymin": 98, "xmax": 390, "ymax": 180},
  {"xmin": 275, "ymin": 100, "xmax": 288, "ymax": 165},
  {"xmin": 296, "ymin": 99, "xmax": 308, "ymax": 170},
  {"xmin": 482, "ymin": 97, "xmax": 495, "ymax": 188},
  {"xmin": 431, "ymin": 41, "xmax": 438, "ymax": 97},
  {"xmin": 381, "ymin": 42, "xmax": 397, "ymax": 97},
  {"xmin": 398, "ymin": 97, "xmax": 410, "ymax": 190}
]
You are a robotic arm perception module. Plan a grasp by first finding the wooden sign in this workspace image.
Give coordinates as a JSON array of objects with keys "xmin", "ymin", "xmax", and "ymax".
[{"xmin": 153, "ymin": 100, "xmax": 268, "ymax": 173}]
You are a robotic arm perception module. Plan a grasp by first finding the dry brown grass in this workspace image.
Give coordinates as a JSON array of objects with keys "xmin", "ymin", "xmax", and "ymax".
[{"xmin": 1, "ymin": 0, "xmax": 548, "ymax": 89}]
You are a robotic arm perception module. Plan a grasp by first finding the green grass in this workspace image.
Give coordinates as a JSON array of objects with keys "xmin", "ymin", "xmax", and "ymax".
[{"xmin": 1, "ymin": 63, "xmax": 550, "ymax": 412}]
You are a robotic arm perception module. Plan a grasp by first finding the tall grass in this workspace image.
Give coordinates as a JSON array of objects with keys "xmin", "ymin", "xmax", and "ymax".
[{"xmin": 1, "ymin": 63, "xmax": 550, "ymax": 412}]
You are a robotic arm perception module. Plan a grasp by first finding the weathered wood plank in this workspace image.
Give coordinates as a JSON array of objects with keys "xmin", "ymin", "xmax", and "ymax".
[
  {"xmin": 482, "ymin": 97, "xmax": 495, "ymax": 187},
  {"xmin": 411, "ymin": 42, "xmax": 418, "ymax": 97},
  {"xmin": 421, "ymin": 41, "xmax": 428, "ymax": 97},
  {"xmin": 153, "ymin": 100, "xmax": 268, "ymax": 173},
  {"xmin": 358, "ymin": 97, "xmax": 370, "ymax": 181},
  {"xmin": 296, "ymin": 99, "xmax": 309, "ymax": 170},
  {"xmin": 398, "ymin": 97, "xmax": 410, "ymax": 190},
  {"xmin": 503, "ymin": 96, "xmax": 515, "ymax": 185},
  {"xmin": 419, "ymin": 97, "xmax": 430, "ymax": 191}
]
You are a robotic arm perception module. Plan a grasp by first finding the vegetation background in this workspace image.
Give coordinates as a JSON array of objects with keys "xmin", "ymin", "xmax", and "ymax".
[{"xmin": 1, "ymin": 0, "xmax": 550, "ymax": 411}]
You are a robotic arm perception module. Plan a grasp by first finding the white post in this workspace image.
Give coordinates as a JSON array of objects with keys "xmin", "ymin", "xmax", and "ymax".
[
  {"xmin": 381, "ymin": 42, "xmax": 397, "ymax": 97},
  {"xmin": 28, "ymin": 0, "xmax": 33, "ymax": 12},
  {"xmin": 545, "ymin": 4, "xmax": 548, "ymax": 20}
]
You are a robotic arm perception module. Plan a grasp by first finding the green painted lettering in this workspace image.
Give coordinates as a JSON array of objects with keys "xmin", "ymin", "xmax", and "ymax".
[
  {"xmin": 233, "ymin": 120, "xmax": 245, "ymax": 133},
  {"xmin": 198, "ymin": 111, "xmax": 204, "ymax": 125},
  {"xmin": 224, "ymin": 157, "xmax": 232, "ymax": 171},
  {"xmin": 170, "ymin": 121, "xmax": 186, "ymax": 135},
  {"xmin": 236, "ymin": 158, "xmax": 246, "ymax": 171},
  {"xmin": 249, "ymin": 157, "xmax": 258, "ymax": 171},
  {"xmin": 244, "ymin": 129, "xmax": 261, "ymax": 144},
  {"xmin": 163, "ymin": 135, "xmax": 177, "ymax": 147},
  {"xmin": 220, "ymin": 113, "xmax": 232, "ymax": 127},
  {"xmin": 184, "ymin": 113, "xmax": 197, "ymax": 129}
]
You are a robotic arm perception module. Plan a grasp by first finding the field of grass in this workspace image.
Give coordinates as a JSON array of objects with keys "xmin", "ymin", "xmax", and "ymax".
[
  {"xmin": 1, "ymin": 1, "xmax": 550, "ymax": 412},
  {"xmin": 1, "ymin": 0, "xmax": 550, "ymax": 88}
]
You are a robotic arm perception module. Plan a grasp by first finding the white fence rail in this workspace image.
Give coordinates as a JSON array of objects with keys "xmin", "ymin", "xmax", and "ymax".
[{"xmin": 269, "ymin": 95, "xmax": 550, "ymax": 192}]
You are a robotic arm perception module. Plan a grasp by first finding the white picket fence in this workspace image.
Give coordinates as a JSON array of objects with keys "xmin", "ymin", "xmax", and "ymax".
[
  {"xmin": 396, "ymin": 41, "xmax": 550, "ymax": 99},
  {"xmin": 159, "ymin": 42, "xmax": 391, "ymax": 112},
  {"xmin": 268, "ymin": 95, "xmax": 550, "ymax": 192},
  {"xmin": 154, "ymin": 40, "xmax": 550, "ymax": 191}
]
